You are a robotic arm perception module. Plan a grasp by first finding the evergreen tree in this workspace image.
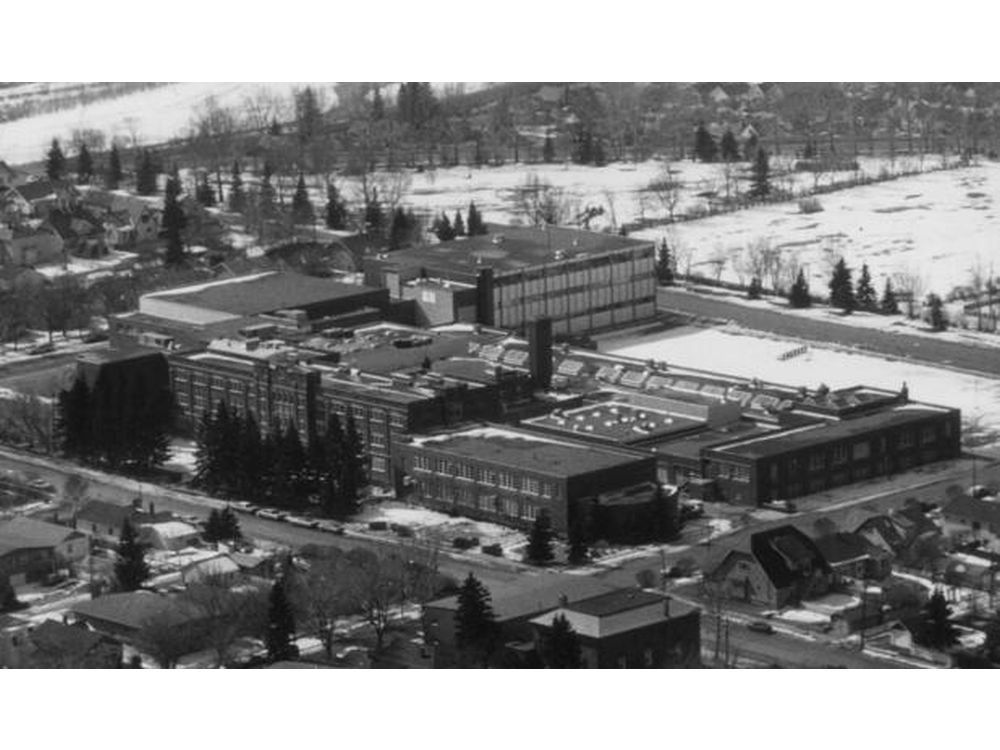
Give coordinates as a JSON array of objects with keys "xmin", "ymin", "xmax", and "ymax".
[
  {"xmin": 269, "ymin": 117, "xmax": 282, "ymax": 136},
  {"xmin": 926, "ymin": 293, "xmax": 947, "ymax": 331},
  {"xmin": 372, "ymin": 86, "xmax": 385, "ymax": 120},
  {"xmin": 228, "ymin": 161, "xmax": 246, "ymax": 213},
  {"xmin": 203, "ymin": 508, "xmax": 224, "ymax": 543},
  {"xmin": 789, "ymin": 269, "xmax": 812, "ymax": 308},
  {"xmin": 341, "ymin": 414, "xmax": 367, "ymax": 509},
  {"xmin": 318, "ymin": 414, "xmax": 346, "ymax": 518},
  {"xmin": 747, "ymin": 276, "xmax": 763, "ymax": 300},
  {"xmin": 749, "ymin": 147, "xmax": 771, "ymax": 199},
  {"xmin": 567, "ymin": 508, "xmax": 589, "ymax": 566},
  {"xmin": 856, "ymin": 263, "xmax": 877, "ymax": 312},
  {"xmin": 921, "ymin": 589, "xmax": 958, "ymax": 649},
  {"xmin": 454, "ymin": 573, "xmax": 498, "ymax": 667},
  {"xmin": 828, "ymin": 258, "xmax": 856, "ymax": 313},
  {"xmin": 219, "ymin": 505, "xmax": 241, "ymax": 541},
  {"xmin": 543, "ymin": 134, "xmax": 556, "ymax": 163},
  {"xmin": 294, "ymin": 86, "xmax": 322, "ymax": 144},
  {"xmin": 467, "ymin": 201, "xmax": 487, "ymax": 235},
  {"xmin": 655, "ymin": 241, "xmax": 674, "ymax": 285},
  {"xmin": 325, "ymin": 182, "xmax": 348, "ymax": 230},
  {"xmin": 106, "ymin": 144, "xmax": 123, "ymax": 190},
  {"xmin": 453, "ymin": 210, "xmax": 466, "ymax": 237},
  {"xmin": 114, "ymin": 519, "xmax": 150, "ymax": 592},
  {"xmin": 258, "ymin": 163, "xmax": 276, "ymax": 222},
  {"xmin": 694, "ymin": 123, "xmax": 718, "ymax": 163},
  {"xmin": 291, "ymin": 173, "xmax": 314, "ymax": 225},
  {"xmin": 46, "ymin": 138, "xmax": 67, "ymax": 180},
  {"xmin": 720, "ymin": 128, "xmax": 740, "ymax": 162},
  {"xmin": 539, "ymin": 613, "xmax": 583, "ymax": 668},
  {"xmin": 389, "ymin": 207, "xmax": 419, "ymax": 250},
  {"xmin": 266, "ymin": 578, "xmax": 298, "ymax": 662},
  {"xmin": 525, "ymin": 511, "xmax": 555, "ymax": 564},
  {"xmin": 135, "ymin": 150, "xmax": 158, "ymax": 195},
  {"xmin": 76, "ymin": 144, "xmax": 94, "ymax": 184},
  {"xmin": 881, "ymin": 278, "xmax": 900, "ymax": 314},
  {"xmin": 433, "ymin": 212, "xmax": 455, "ymax": 242},
  {"xmin": 592, "ymin": 137, "xmax": 607, "ymax": 167},
  {"xmin": 281, "ymin": 422, "xmax": 309, "ymax": 506},
  {"xmin": 162, "ymin": 175, "xmax": 187, "ymax": 267},
  {"xmin": 364, "ymin": 187, "xmax": 384, "ymax": 236},
  {"xmin": 237, "ymin": 411, "xmax": 266, "ymax": 503},
  {"xmin": 195, "ymin": 174, "xmax": 216, "ymax": 207}
]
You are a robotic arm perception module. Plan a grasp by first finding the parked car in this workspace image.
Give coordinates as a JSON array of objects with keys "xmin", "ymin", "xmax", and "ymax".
[
  {"xmin": 391, "ymin": 523, "xmax": 414, "ymax": 538},
  {"xmin": 762, "ymin": 500, "xmax": 797, "ymax": 514},
  {"xmin": 27, "ymin": 478, "xmax": 55, "ymax": 493},
  {"xmin": 317, "ymin": 521, "xmax": 345, "ymax": 535},
  {"xmin": 747, "ymin": 620, "xmax": 775, "ymax": 635},
  {"xmin": 82, "ymin": 330, "xmax": 109, "ymax": 344},
  {"xmin": 287, "ymin": 516, "xmax": 320, "ymax": 529},
  {"xmin": 27, "ymin": 342, "xmax": 55, "ymax": 356},
  {"xmin": 368, "ymin": 521, "xmax": 388, "ymax": 531},
  {"xmin": 481, "ymin": 543, "xmax": 503, "ymax": 557},
  {"xmin": 257, "ymin": 509, "xmax": 288, "ymax": 521}
]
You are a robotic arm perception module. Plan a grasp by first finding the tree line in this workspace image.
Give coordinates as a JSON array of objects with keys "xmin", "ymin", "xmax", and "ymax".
[{"xmin": 194, "ymin": 402, "xmax": 368, "ymax": 518}]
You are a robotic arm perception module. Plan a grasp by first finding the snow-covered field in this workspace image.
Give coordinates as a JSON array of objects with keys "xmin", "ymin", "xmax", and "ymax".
[
  {"xmin": 0, "ymin": 83, "xmax": 331, "ymax": 165},
  {"xmin": 601, "ymin": 326, "xmax": 1000, "ymax": 437},
  {"xmin": 636, "ymin": 161, "xmax": 1000, "ymax": 297}
]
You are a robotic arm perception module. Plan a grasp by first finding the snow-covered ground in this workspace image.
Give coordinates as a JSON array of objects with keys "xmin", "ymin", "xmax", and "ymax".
[
  {"xmin": 0, "ymin": 83, "xmax": 330, "ymax": 165},
  {"xmin": 637, "ymin": 161, "xmax": 1000, "ymax": 297},
  {"xmin": 602, "ymin": 326, "xmax": 1000, "ymax": 439},
  {"xmin": 164, "ymin": 439, "xmax": 198, "ymax": 476}
]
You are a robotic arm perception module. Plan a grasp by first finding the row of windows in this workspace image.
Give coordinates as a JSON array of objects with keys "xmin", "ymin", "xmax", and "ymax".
[
  {"xmin": 422, "ymin": 480, "xmax": 541, "ymax": 520},
  {"xmin": 411, "ymin": 456, "xmax": 556, "ymax": 497}
]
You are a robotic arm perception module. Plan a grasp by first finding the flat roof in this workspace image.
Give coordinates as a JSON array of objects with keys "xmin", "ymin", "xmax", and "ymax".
[
  {"xmin": 407, "ymin": 424, "xmax": 649, "ymax": 476},
  {"xmin": 374, "ymin": 224, "xmax": 651, "ymax": 279},
  {"xmin": 652, "ymin": 420, "xmax": 776, "ymax": 460},
  {"xmin": 148, "ymin": 271, "xmax": 382, "ymax": 316},
  {"xmin": 712, "ymin": 406, "xmax": 954, "ymax": 460},
  {"xmin": 524, "ymin": 401, "xmax": 704, "ymax": 444}
]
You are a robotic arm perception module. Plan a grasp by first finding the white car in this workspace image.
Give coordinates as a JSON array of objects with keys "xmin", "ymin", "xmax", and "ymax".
[
  {"xmin": 287, "ymin": 516, "xmax": 320, "ymax": 529},
  {"xmin": 256, "ymin": 509, "xmax": 288, "ymax": 522}
]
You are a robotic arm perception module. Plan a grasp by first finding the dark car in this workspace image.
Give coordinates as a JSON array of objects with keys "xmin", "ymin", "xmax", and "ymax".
[
  {"xmin": 747, "ymin": 620, "xmax": 775, "ymax": 635},
  {"xmin": 27, "ymin": 342, "xmax": 55, "ymax": 355}
]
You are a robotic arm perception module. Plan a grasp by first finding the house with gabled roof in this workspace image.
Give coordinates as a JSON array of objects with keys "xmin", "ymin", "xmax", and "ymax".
[
  {"xmin": 0, "ymin": 517, "xmax": 88, "ymax": 588},
  {"xmin": 941, "ymin": 492, "xmax": 1000, "ymax": 553},
  {"xmin": 707, "ymin": 524, "xmax": 833, "ymax": 608},
  {"xmin": 813, "ymin": 531, "xmax": 892, "ymax": 581}
]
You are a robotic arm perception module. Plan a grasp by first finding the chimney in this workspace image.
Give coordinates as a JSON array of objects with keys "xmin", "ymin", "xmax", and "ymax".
[{"xmin": 528, "ymin": 317, "xmax": 553, "ymax": 390}]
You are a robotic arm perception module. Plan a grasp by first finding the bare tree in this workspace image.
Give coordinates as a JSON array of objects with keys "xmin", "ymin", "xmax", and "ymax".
[
  {"xmin": 135, "ymin": 611, "xmax": 205, "ymax": 669},
  {"xmin": 891, "ymin": 268, "xmax": 928, "ymax": 318},
  {"xmin": 341, "ymin": 548, "xmax": 403, "ymax": 654},
  {"xmin": 182, "ymin": 575, "xmax": 268, "ymax": 667},
  {"xmin": 241, "ymin": 87, "xmax": 291, "ymax": 132},
  {"xmin": 0, "ymin": 392, "xmax": 54, "ymax": 452},
  {"xmin": 288, "ymin": 551, "xmax": 353, "ymax": 660},
  {"xmin": 511, "ymin": 173, "xmax": 571, "ymax": 227},
  {"xmin": 646, "ymin": 162, "xmax": 683, "ymax": 222}
]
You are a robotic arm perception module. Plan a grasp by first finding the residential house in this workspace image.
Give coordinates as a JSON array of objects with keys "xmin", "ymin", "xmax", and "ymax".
[
  {"xmin": 75, "ymin": 499, "xmax": 172, "ymax": 545},
  {"xmin": 139, "ymin": 521, "xmax": 202, "ymax": 551},
  {"xmin": 0, "ymin": 619, "xmax": 122, "ymax": 668},
  {"xmin": 0, "ymin": 161, "xmax": 30, "ymax": 189},
  {"xmin": 529, "ymin": 589, "xmax": 701, "ymax": 669},
  {"xmin": 813, "ymin": 532, "xmax": 893, "ymax": 581},
  {"xmin": 422, "ymin": 574, "xmax": 616, "ymax": 668},
  {"xmin": 0, "ymin": 223, "xmax": 65, "ymax": 266},
  {"xmin": 941, "ymin": 492, "xmax": 1000, "ymax": 553},
  {"xmin": 10, "ymin": 179, "xmax": 78, "ymax": 219},
  {"xmin": 0, "ymin": 517, "xmax": 89, "ymax": 588},
  {"xmin": 707, "ymin": 525, "xmax": 833, "ymax": 608},
  {"xmin": 68, "ymin": 590, "xmax": 203, "ymax": 643},
  {"xmin": 180, "ymin": 553, "xmax": 242, "ymax": 586}
]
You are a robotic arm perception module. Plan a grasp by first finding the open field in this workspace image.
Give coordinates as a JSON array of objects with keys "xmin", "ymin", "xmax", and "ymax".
[{"xmin": 635, "ymin": 161, "xmax": 1000, "ymax": 297}]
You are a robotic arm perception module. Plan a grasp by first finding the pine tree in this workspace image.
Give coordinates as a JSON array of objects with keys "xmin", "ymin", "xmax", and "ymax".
[
  {"xmin": 828, "ymin": 258, "xmax": 856, "ymax": 313},
  {"xmin": 567, "ymin": 507, "xmax": 589, "ymax": 565},
  {"xmin": 467, "ymin": 201, "xmax": 487, "ymax": 236},
  {"xmin": 294, "ymin": 86, "xmax": 322, "ymax": 144},
  {"xmin": 325, "ymin": 182, "xmax": 348, "ymax": 230},
  {"xmin": 540, "ymin": 613, "xmax": 583, "ymax": 668},
  {"xmin": 364, "ymin": 187, "xmax": 384, "ymax": 236},
  {"xmin": 389, "ymin": 207, "xmax": 418, "ymax": 250},
  {"xmin": 881, "ymin": 278, "xmax": 900, "ymax": 315},
  {"xmin": 162, "ymin": 175, "xmax": 187, "ymax": 267},
  {"xmin": 114, "ymin": 519, "xmax": 150, "ymax": 592},
  {"xmin": 856, "ymin": 263, "xmax": 877, "ymax": 312},
  {"xmin": 720, "ymin": 128, "xmax": 740, "ymax": 162},
  {"xmin": 454, "ymin": 573, "xmax": 497, "ymax": 667},
  {"xmin": 340, "ymin": 414, "xmax": 367, "ymax": 512},
  {"xmin": 291, "ymin": 174, "xmax": 314, "ymax": 225},
  {"xmin": 318, "ymin": 414, "xmax": 346, "ymax": 518},
  {"xmin": 543, "ymin": 134, "xmax": 556, "ymax": 163},
  {"xmin": 228, "ymin": 161, "xmax": 245, "ymax": 213},
  {"xmin": 749, "ymin": 147, "xmax": 771, "ymax": 199},
  {"xmin": 266, "ymin": 578, "xmax": 298, "ymax": 662},
  {"xmin": 525, "ymin": 512, "xmax": 555, "ymax": 564},
  {"xmin": 433, "ymin": 212, "xmax": 455, "ymax": 242},
  {"xmin": 921, "ymin": 589, "xmax": 958, "ymax": 649},
  {"xmin": 453, "ymin": 210, "xmax": 466, "ymax": 237},
  {"xmin": 76, "ymin": 144, "xmax": 94, "ymax": 184},
  {"xmin": 258, "ymin": 163, "xmax": 276, "ymax": 222},
  {"xmin": 747, "ymin": 276, "xmax": 763, "ymax": 300},
  {"xmin": 926, "ymin": 293, "xmax": 947, "ymax": 331},
  {"xmin": 204, "ymin": 508, "xmax": 224, "ymax": 543},
  {"xmin": 694, "ymin": 123, "xmax": 718, "ymax": 163},
  {"xmin": 195, "ymin": 174, "xmax": 216, "ymax": 207},
  {"xmin": 655, "ymin": 241, "xmax": 674, "ymax": 285},
  {"xmin": 789, "ymin": 269, "xmax": 812, "ymax": 308},
  {"xmin": 135, "ymin": 150, "xmax": 158, "ymax": 195},
  {"xmin": 46, "ymin": 138, "xmax": 67, "ymax": 180},
  {"xmin": 106, "ymin": 145, "xmax": 123, "ymax": 190},
  {"xmin": 219, "ymin": 505, "xmax": 241, "ymax": 541}
]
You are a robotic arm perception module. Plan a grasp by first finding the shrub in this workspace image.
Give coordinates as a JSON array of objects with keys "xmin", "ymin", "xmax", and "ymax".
[{"xmin": 798, "ymin": 197, "xmax": 823, "ymax": 214}]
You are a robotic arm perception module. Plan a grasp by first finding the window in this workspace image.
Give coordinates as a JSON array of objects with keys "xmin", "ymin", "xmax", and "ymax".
[
  {"xmin": 832, "ymin": 445, "xmax": 848, "ymax": 465},
  {"xmin": 524, "ymin": 477, "xmax": 540, "ymax": 496},
  {"xmin": 852, "ymin": 441, "xmax": 870, "ymax": 461},
  {"xmin": 501, "ymin": 497, "xmax": 519, "ymax": 517},
  {"xmin": 478, "ymin": 495, "xmax": 494, "ymax": 511},
  {"xmin": 921, "ymin": 427, "xmax": 936, "ymax": 445},
  {"xmin": 521, "ymin": 504, "xmax": 539, "ymax": 521},
  {"xmin": 898, "ymin": 430, "xmax": 915, "ymax": 449},
  {"xmin": 499, "ymin": 472, "xmax": 518, "ymax": 490},
  {"xmin": 809, "ymin": 453, "xmax": 825, "ymax": 472}
]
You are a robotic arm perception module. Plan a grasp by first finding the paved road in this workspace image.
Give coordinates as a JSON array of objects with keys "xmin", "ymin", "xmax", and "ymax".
[{"xmin": 657, "ymin": 287, "xmax": 1000, "ymax": 377}]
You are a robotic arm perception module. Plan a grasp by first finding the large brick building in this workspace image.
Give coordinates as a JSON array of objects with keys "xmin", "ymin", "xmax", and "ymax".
[
  {"xmin": 394, "ymin": 424, "xmax": 660, "ymax": 537},
  {"xmin": 363, "ymin": 225, "xmax": 657, "ymax": 337}
]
